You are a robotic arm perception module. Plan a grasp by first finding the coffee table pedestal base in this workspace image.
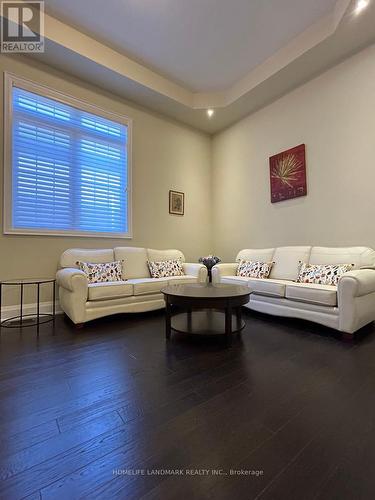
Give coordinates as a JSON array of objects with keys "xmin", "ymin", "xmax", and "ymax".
[{"xmin": 171, "ymin": 310, "xmax": 244, "ymax": 336}]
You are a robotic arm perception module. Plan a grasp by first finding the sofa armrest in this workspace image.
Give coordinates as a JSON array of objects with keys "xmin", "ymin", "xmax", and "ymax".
[
  {"xmin": 338, "ymin": 270, "xmax": 375, "ymax": 333},
  {"xmin": 211, "ymin": 263, "xmax": 238, "ymax": 284},
  {"xmin": 56, "ymin": 268, "xmax": 88, "ymax": 293},
  {"xmin": 183, "ymin": 263, "xmax": 208, "ymax": 283},
  {"xmin": 339, "ymin": 270, "xmax": 375, "ymax": 298}
]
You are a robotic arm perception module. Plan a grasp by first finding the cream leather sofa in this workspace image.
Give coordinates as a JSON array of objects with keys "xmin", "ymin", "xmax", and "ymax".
[
  {"xmin": 56, "ymin": 247, "xmax": 207, "ymax": 325},
  {"xmin": 212, "ymin": 246, "xmax": 375, "ymax": 335}
]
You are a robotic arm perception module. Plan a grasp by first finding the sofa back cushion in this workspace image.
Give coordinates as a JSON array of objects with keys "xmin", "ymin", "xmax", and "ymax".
[
  {"xmin": 60, "ymin": 248, "xmax": 114, "ymax": 269},
  {"xmin": 114, "ymin": 247, "xmax": 149, "ymax": 279},
  {"xmin": 147, "ymin": 248, "xmax": 185, "ymax": 263},
  {"xmin": 309, "ymin": 247, "xmax": 375, "ymax": 270},
  {"xmin": 270, "ymin": 246, "xmax": 312, "ymax": 281},
  {"xmin": 236, "ymin": 248, "xmax": 275, "ymax": 263}
]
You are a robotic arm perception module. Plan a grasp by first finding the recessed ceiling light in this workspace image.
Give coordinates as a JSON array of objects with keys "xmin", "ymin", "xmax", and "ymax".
[
  {"xmin": 207, "ymin": 109, "xmax": 214, "ymax": 118},
  {"xmin": 355, "ymin": 0, "xmax": 369, "ymax": 14}
]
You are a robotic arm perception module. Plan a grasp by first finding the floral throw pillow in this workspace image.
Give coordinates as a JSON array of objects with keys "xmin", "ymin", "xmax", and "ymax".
[
  {"xmin": 77, "ymin": 260, "xmax": 123, "ymax": 284},
  {"xmin": 297, "ymin": 262, "xmax": 354, "ymax": 286},
  {"xmin": 148, "ymin": 259, "xmax": 184, "ymax": 278},
  {"xmin": 236, "ymin": 260, "xmax": 273, "ymax": 279}
]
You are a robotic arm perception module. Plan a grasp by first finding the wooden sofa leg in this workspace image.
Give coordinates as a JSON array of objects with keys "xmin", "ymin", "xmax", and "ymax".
[
  {"xmin": 74, "ymin": 323, "xmax": 84, "ymax": 329},
  {"xmin": 341, "ymin": 332, "xmax": 354, "ymax": 341}
]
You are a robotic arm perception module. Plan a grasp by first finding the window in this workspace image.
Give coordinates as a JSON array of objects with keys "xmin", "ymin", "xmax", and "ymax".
[{"xmin": 4, "ymin": 73, "xmax": 132, "ymax": 238}]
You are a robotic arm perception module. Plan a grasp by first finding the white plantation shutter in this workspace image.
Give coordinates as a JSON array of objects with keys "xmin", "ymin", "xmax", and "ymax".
[{"xmin": 5, "ymin": 79, "xmax": 131, "ymax": 237}]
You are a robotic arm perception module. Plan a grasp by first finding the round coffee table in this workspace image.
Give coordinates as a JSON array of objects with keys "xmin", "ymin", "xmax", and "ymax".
[{"xmin": 161, "ymin": 283, "xmax": 250, "ymax": 344}]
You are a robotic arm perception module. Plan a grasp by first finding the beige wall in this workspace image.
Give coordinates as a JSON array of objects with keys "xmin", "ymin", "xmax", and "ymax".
[
  {"xmin": 212, "ymin": 44, "xmax": 375, "ymax": 261},
  {"xmin": 0, "ymin": 55, "xmax": 212, "ymax": 307},
  {"xmin": 2, "ymin": 43, "xmax": 375, "ymax": 308}
]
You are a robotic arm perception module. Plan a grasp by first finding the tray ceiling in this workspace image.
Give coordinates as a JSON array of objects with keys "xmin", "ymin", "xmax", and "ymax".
[{"xmin": 2, "ymin": 0, "xmax": 375, "ymax": 132}]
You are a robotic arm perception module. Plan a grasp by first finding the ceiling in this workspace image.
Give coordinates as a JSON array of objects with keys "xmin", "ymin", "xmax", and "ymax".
[
  {"xmin": 3, "ymin": 0, "xmax": 375, "ymax": 133},
  {"xmin": 44, "ymin": 0, "xmax": 337, "ymax": 92}
]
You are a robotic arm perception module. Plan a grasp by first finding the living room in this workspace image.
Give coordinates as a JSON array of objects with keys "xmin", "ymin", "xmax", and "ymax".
[{"xmin": 1, "ymin": 0, "xmax": 375, "ymax": 499}]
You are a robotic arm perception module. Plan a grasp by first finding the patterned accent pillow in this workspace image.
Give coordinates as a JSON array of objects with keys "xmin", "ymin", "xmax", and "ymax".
[
  {"xmin": 236, "ymin": 260, "xmax": 274, "ymax": 279},
  {"xmin": 297, "ymin": 262, "xmax": 354, "ymax": 286},
  {"xmin": 148, "ymin": 259, "xmax": 184, "ymax": 278},
  {"xmin": 77, "ymin": 260, "xmax": 123, "ymax": 284}
]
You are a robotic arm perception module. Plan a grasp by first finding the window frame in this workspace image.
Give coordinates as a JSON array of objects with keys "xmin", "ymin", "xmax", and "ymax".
[{"xmin": 3, "ymin": 72, "xmax": 133, "ymax": 239}]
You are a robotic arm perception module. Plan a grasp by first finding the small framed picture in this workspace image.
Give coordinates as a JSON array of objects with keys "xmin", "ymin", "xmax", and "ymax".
[{"xmin": 169, "ymin": 190, "xmax": 184, "ymax": 215}]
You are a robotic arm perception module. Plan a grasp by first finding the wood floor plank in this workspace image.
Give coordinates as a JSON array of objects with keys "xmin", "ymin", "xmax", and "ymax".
[
  {"xmin": 0, "ymin": 419, "xmax": 60, "ymax": 458},
  {"xmin": 0, "ymin": 311, "xmax": 373, "ymax": 500},
  {"xmin": 40, "ymin": 398, "xmax": 272, "ymax": 499},
  {"xmin": 0, "ymin": 410, "xmax": 124, "ymax": 482}
]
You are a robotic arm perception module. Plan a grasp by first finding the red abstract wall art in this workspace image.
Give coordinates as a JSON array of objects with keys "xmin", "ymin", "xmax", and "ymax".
[{"xmin": 269, "ymin": 144, "xmax": 307, "ymax": 203}]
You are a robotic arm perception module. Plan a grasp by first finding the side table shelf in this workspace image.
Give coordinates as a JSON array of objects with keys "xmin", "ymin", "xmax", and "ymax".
[{"xmin": 0, "ymin": 278, "xmax": 56, "ymax": 329}]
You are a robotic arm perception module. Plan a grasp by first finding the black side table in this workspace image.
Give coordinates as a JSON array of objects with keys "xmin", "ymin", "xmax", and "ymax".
[{"xmin": 0, "ymin": 278, "xmax": 56, "ymax": 329}]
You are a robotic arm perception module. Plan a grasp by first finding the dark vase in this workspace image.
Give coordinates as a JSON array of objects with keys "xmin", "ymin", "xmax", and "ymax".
[{"xmin": 199, "ymin": 255, "xmax": 221, "ymax": 282}]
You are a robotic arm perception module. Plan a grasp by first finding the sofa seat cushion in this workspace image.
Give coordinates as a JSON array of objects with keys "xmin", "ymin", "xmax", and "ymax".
[
  {"xmin": 249, "ymin": 278, "xmax": 287, "ymax": 298},
  {"xmin": 88, "ymin": 281, "xmax": 133, "ymax": 301},
  {"xmin": 221, "ymin": 276, "xmax": 252, "ymax": 286},
  {"xmin": 221, "ymin": 276, "xmax": 287, "ymax": 298},
  {"xmin": 168, "ymin": 276, "xmax": 198, "ymax": 285},
  {"xmin": 126, "ymin": 277, "xmax": 170, "ymax": 295},
  {"xmin": 128, "ymin": 275, "xmax": 197, "ymax": 295},
  {"xmin": 285, "ymin": 283, "xmax": 337, "ymax": 307}
]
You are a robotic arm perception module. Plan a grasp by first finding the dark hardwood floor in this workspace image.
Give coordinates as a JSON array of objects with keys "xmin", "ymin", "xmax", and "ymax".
[{"xmin": 1, "ymin": 309, "xmax": 375, "ymax": 500}]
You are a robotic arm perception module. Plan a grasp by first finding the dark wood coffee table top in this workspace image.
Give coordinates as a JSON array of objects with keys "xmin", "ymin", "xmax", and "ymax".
[{"xmin": 161, "ymin": 283, "xmax": 249, "ymax": 299}]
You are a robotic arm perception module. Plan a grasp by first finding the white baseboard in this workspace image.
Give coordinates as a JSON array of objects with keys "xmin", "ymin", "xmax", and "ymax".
[{"xmin": 1, "ymin": 300, "xmax": 62, "ymax": 322}]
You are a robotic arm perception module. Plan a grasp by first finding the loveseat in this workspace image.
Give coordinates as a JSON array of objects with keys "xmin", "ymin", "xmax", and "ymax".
[
  {"xmin": 212, "ymin": 246, "xmax": 375, "ymax": 335},
  {"xmin": 56, "ymin": 247, "xmax": 207, "ymax": 325}
]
